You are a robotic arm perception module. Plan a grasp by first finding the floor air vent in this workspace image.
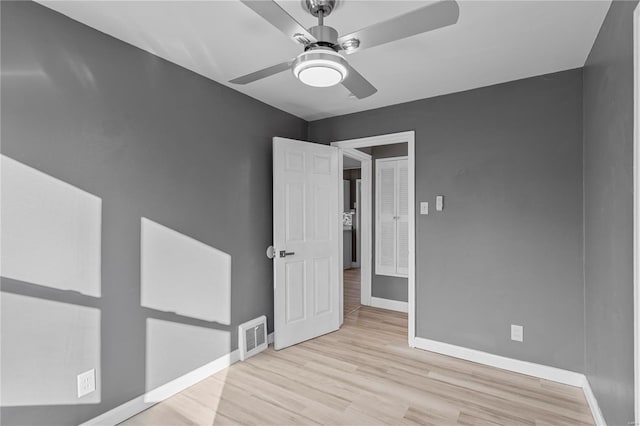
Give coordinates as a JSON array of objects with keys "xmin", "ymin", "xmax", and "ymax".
[{"xmin": 238, "ymin": 315, "xmax": 267, "ymax": 361}]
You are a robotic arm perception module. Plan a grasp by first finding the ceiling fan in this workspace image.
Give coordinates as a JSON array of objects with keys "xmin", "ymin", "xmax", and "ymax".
[{"xmin": 230, "ymin": 0, "xmax": 460, "ymax": 99}]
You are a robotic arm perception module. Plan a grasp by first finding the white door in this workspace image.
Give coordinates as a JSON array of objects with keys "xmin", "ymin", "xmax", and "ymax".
[{"xmin": 273, "ymin": 137, "xmax": 341, "ymax": 350}]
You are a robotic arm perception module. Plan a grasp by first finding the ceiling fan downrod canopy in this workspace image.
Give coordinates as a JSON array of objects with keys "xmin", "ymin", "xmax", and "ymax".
[{"xmin": 305, "ymin": 0, "xmax": 336, "ymax": 19}]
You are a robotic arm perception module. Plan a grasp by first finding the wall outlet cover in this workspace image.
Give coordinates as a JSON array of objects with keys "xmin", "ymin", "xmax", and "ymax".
[
  {"xmin": 77, "ymin": 369, "xmax": 96, "ymax": 398},
  {"xmin": 510, "ymin": 324, "xmax": 524, "ymax": 342},
  {"xmin": 420, "ymin": 202, "xmax": 429, "ymax": 215}
]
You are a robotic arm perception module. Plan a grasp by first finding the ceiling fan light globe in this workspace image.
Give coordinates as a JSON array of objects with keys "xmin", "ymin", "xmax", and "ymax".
[
  {"xmin": 292, "ymin": 49, "xmax": 348, "ymax": 88},
  {"xmin": 298, "ymin": 66, "xmax": 343, "ymax": 87}
]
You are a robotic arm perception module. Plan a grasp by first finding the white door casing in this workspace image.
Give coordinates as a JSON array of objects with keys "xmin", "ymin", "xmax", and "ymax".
[
  {"xmin": 634, "ymin": 3, "xmax": 640, "ymax": 422},
  {"xmin": 273, "ymin": 137, "xmax": 341, "ymax": 350},
  {"xmin": 331, "ymin": 131, "xmax": 416, "ymax": 347},
  {"xmin": 354, "ymin": 179, "xmax": 362, "ymax": 268}
]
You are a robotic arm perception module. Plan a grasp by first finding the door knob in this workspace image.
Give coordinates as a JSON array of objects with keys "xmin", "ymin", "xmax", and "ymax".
[{"xmin": 266, "ymin": 246, "xmax": 276, "ymax": 259}]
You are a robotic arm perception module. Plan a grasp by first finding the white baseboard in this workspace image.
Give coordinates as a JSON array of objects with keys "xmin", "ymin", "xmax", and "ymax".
[
  {"xmin": 81, "ymin": 332, "xmax": 275, "ymax": 426},
  {"xmin": 582, "ymin": 376, "xmax": 606, "ymax": 426},
  {"xmin": 80, "ymin": 350, "xmax": 240, "ymax": 426},
  {"xmin": 413, "ymin": 337, "xmax": 584, "ymax": 386},
  {"xmin": 370, "ymin": 296, "xmax": 408, "ymax": 313},
  {"xmin": 413, "ymin": 337, "xmax": 606, "ymax": 425},
  {"xmin": 81, "ymin": 332, "xmax": 604, "ymax": 426}
]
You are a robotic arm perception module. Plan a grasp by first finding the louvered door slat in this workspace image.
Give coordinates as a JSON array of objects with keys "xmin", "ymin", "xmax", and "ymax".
[{"xmin": 396, "ymin": 159, "xmax": 409, "ymax": 275}]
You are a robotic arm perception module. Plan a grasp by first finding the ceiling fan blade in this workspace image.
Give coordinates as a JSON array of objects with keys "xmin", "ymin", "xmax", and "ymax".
[
  {"xmin": 239, "ymin": 0, "xmax": 317, "ymax": 46},
  {"xmin": 342, "ymin": 65, "xmax": 377, "ymax": 99},
  {"xmin": 338, "ymin": 0, "xmax": 459, "ymax": 54},
  {"xmin": 229, "ymin": 60, "xmax": 293, "ymax": 85}
]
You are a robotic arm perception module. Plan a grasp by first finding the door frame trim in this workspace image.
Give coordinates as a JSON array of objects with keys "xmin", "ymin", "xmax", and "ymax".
[
  {"xmin": 353, "ymin": 178, "xmax": 362, "ymax": 269},
  {"xmin": 634, "ymin": 3, "xmax": 639, "ymax": 422},
  {"xmin": 332, "ymin": 131, "xmax": 416, "ymax": 347}
]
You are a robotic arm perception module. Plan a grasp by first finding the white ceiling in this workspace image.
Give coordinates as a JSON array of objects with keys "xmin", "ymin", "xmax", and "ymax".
[{"xmin": 39, "ymin": 0, "xmax": 611, "ymax": 121}]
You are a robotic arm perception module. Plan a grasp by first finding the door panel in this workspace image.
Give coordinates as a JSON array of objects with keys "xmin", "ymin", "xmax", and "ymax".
[
  {"xmin": 273, "ymin": 137, "xmax": 340, "ymax": 350},
  {"xmin": 285, "ymin": 261, "xmax": 306, "ymax": 323},
  {"xmin": 285, "ymin": 182, "xmax": 305, "ymax": 243},
  {"xmin": 313, "ymin": 154, "xmax": 332, "ymax": 174},
  {"xmin": 313, "ymin": 257, "xmax": 331, "ymax": 315},
  {"xmin": 312, "ymin": 185, "xmax": 332, "ymax": 241}
]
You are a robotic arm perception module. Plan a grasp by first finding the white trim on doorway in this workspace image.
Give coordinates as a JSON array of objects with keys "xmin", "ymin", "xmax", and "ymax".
[
  {"xmin": 634, "ymin": 3, "xmax": 640, "ymax": 423},
  {"xmin": 332, "ymin": 131, "xmax": 416, "ymax": 347},
  {"xmin": 338, "ymin": 153, "xmax": 344, "ymax": 326},
  {"xmin": 353, "ymin": 178, "xmax": 362, "ymax": 268}
]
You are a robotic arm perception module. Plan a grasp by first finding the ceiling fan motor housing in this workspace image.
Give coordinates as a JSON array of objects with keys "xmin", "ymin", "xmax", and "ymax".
[{"xmin": 308, "ymin": 25, "xmax": 338, "ymax": 49}]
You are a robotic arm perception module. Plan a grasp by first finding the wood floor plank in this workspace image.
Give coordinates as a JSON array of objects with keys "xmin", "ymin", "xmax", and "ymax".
[
  {"xmin": 343, "ymin": 267, "xmax": 361, "ymax": 317},
  {"xmin": 123, "ymin": 300, "xmax": 594, "ymax": 425}
]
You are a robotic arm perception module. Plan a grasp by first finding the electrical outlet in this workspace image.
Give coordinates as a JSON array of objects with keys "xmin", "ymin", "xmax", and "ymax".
[
  {"xmin": 77, "ymin": 369, "xmax": 95, "ymax": 398},
  {"xmin": 511, "ymin": 325, "xmax": 523, "ymax": 342}
]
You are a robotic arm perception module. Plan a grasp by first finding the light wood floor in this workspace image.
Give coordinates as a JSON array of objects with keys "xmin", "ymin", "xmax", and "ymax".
[
  {"xmin": 124, "ymin": 305, "xmax": 594, "ymax": 425},
  {"xmin": 344, "ymin": 267, "xmax": 361, "ymax": 317}
]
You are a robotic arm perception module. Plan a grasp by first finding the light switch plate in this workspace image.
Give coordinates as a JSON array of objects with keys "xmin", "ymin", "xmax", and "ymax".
[
  {"xmin": 436, "ymin": 195, "xmax": 444, "ymax": 211},
  {"xmin": 77, "ymin": 369, "xmax": 96, "ymax": 398},
  {"xmin": 420, "ymin": 202, "xmax": 429, "ymax": 215},
  {"xmin": 511, "ymin": 325, "xmax": 523, "ymax": 342}
]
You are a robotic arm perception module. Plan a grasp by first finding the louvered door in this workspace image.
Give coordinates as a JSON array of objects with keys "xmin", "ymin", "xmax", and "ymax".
[
  {"xmin": 376, "ymin": 160, "xmax": 397, "ymax": 276},
  {"xmin": 375, "ymin": 157, "xmax": 408, "ymax": 277}
]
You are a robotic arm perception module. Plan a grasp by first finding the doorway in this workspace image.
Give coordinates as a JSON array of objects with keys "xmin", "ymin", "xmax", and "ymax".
[
  {"xmin": 334, "ymin": 131, "xmax": 416, "ymax": 347},
  {"xmin": 342, "ymin": 155, "xmax": 362, "ymax": 317}
]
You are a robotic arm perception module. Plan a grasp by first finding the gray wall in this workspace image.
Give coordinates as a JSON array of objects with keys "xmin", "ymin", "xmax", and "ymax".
[
  {"xmin": 371, "ymin": 143, "xmax": 409, "ymax": 302},
  {"xmin": 583, "ymin": 0, "xmax": 638, "ymax": 424},
  {"xmin": 309, "ymin": 68, "xmax": 585, "ymax": 372},
  {"xmin": 4, "ymin": 1, "xmax": 636, "ymax": 424},
  {"xmin": 343, "ymin": 168, "xmax": 361, "ymax": 210},
  {"xmin": 0, "ymin": 2, "xmax": 306, "ymax": 425}
]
